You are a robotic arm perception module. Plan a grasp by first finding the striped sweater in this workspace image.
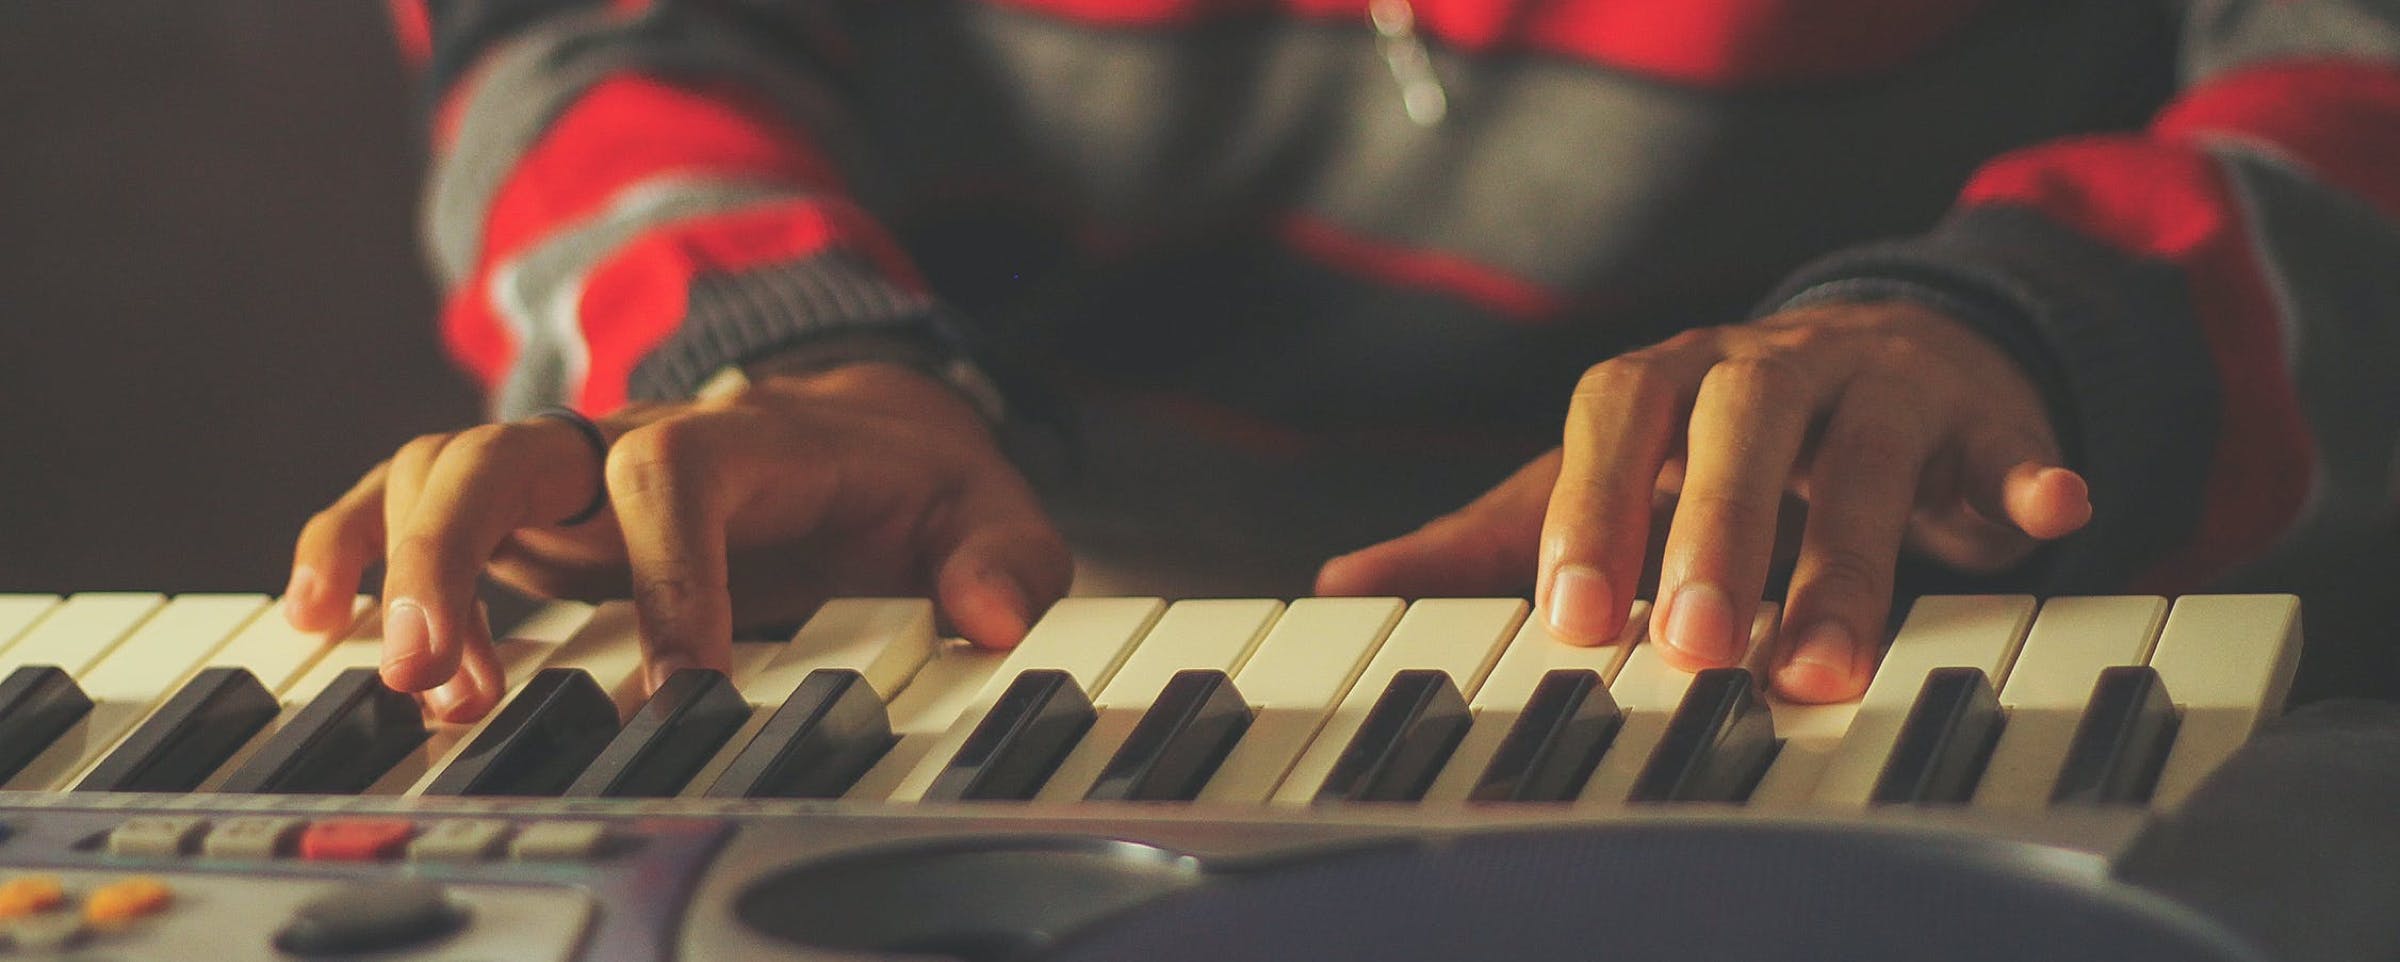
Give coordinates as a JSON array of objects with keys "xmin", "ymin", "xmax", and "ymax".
[{"xmin": 394, "ymin": 0, "xmax": 2400, "ymax": 594}]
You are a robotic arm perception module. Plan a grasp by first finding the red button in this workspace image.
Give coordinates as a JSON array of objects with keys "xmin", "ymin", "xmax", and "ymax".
[{"xmin": 299, "ymin": 820, "xmax": 416, "ymax": 861}]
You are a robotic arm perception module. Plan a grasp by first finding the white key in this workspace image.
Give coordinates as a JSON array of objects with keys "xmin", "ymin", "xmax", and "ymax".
[
  {"xmin": 2147, "ymin": 594, "xmax": 2303, "ymax": 808},
  {"xmin": 534, "ymin": 602, "xmax": 651, "ymax": 721},
  {"xmin": 842, "ymin": 642, "xmax": 1009, "ymax": 801},
  {"xmin": 1809, "ymin": 595, "xmax": 2036, "ymax": 807},
  {"xmin": 1973, "ymin": 596, "xmax": 2167, "ymax": 807},
  {"xmin": 390, "ymin": 602, "xmax": 599, "ymax": 795},
  {"xmin": 0, "ymin": 594, "xmax": 168, "ymax": 791},
  {"xmin": 1036, "ymin": 599, "xmax": 1283, "ymax": 801},
  {"xmin": 1420, "ymin": 602, "xmax": 1644, "ymax": 803},
  {"xmin": 1575, "ymin": 605, "xmax": 1776, "ymax": 808},
  {"xmin": 203, "ymin": 596, "xmax": 372, "ymax": 696},
  {"xmin": 882, "ymin": 598, "xmax": 1165, "ymax": 802},
  {"xmin": 0, "ymin": 595, "xmax": 62, "ymax": 656},
  {"xmin": 0, "ymin": 593, "xmax": 164, "ymax": 678},
  {"xmin": 1190, "ymin": 598, "xmax": 1405, "ymax": 803},
  {"xmin": 53, "ymin": 595, "xmax": 272, "ymax": 791},
  {"xmin": 1267, "ymin": 599, "xmax": 1526, "ymax": 804},
  {"xmin": 680, "ymin": 599, "xmax": 942, "ymax": 798},
  {"xmin": 1724, "ymin": 606, "xmax": 1864, "ymax": 809}
]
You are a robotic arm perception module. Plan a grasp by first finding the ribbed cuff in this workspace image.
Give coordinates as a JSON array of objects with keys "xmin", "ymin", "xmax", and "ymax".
[
  {"xmin": 1758, "ymin": 205, "xmax": 2220, "ymax": 591},
  {"xmin": 629, "ymin": 249, "xmax": 974, "ymax": 403},
  {"xmin": 626, "ymin": 249, "xmax": 1074, "ymax": 473}
]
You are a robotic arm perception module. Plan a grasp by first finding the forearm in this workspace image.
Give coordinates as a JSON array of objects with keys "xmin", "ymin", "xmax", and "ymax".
[{"xmin": 394, "ymin": 2, "xmax": 984, "ymax": 420}]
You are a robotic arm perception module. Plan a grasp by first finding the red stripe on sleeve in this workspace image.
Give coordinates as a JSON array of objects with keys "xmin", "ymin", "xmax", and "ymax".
[
  {"xmin": 570, "ymin": 199, "xmax": 924, "ymax": 413},
  {"xmin": 1962, "ymin": 140, "xmax": 2315, "ymax": 590},
  {"xmin": 388, "ymin": 0, "xmax": 432, "ymax": 67},
  {"xmin": 478, "ymin": 76, "xmax": 847, "ymax": 273},
  {"xmin": 1276, "ymin": 215, "xmax": 1563, "ymax": 322},
  {"xmin": 441, "ymin": 75, "xmax": 853, "ymax": 394},
  {"xmin": 994, "ymin": 0, "xmax": 1989, "ymax": 86},
  {"xmin": 2154, "ymin": 59, "xmax": 2400, "ymax": 220}
]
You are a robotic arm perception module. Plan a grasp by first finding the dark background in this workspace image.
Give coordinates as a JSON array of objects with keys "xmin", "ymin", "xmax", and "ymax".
[
  {"xmin": 0, "ymin": 2, "xmax": 474, "ymax": 595},
  {"xmin": 1, "ymin": 2, "xmax": 2390, "ymax": 702}
]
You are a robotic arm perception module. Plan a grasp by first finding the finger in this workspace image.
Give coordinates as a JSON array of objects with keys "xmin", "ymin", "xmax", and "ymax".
[
  {"xmin": 1773, "ymin": 379, "xmax": 1935, "ymax": 703},
  {"xmin": 931, "ymin": 510, "xmax": 1073, "ymax": 650},
  {"xmin": 607, "ymin": 415, "xmax": 743, "ymax": 692},
  {"xmin": 286, "ymin": 462, "xmax": 390, "ymax": 633},
  {"xmin": 1959, "ymin": 426, "xmax": 2092, "ymax": 540},
  {"xmin": 382, "ymin": 422, "xmax": 600, "ymax": 695},
  {"xmin": 375, "ymin": 433, "xmax": 449, "ymax": 691},
  {"xmin": 420, "ymin": 630, "xmax": 507, "ymax": 724},
  {"xmin": 1653, "ymin": 353, "xmax": 1841, "ymax": 671},
  {"xmin": 1541, "ymin": 341, "xmax": 1717, "ymax": 646},
  {"xmin": 1317, "ymin": 451, "xmax": 1553, "ymax": 602}
]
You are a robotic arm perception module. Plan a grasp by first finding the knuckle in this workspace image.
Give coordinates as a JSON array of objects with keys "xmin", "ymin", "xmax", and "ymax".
[
  {"xmin": 1656, "ymin": 328, "xmax": 1717, "ymax": 353},
  {"xmin": 632, "ymin": 571, "xmax": 705, "ymax": 616},
  {"xmin": 1801, "ymin": 544, "xmax": 1889, "ymax": 605},
  {"xmin": 1678, "ymin": 490, "xmax": 1780, "ymax": 534},
  {"xmin": 603, "ymin": 420, "xmax": 707, "ymax": 495},
  {"xmin": 1572, "ymin": 355, "xmax": 1669, "ymax": 406},
  {"xmin": 395, "ymin": 433, "xmax": 453, "ymax": 465},
  {"xmin": 300, "ymin": 506, "xmax": 369, "ymax": 550},
  {"xmin": 444, "ymin": 423, "xmax": 525, "ymax": 463},
  {"xmin": 387, "ymin": 530, "xmax": 464, "ymax": 575},
  {"xmin": 1826, "ymin": 419, "xmax": 1925, "ymax": 474},
  {"xmin": 1704, "ymin": 354, "xmax": 1802, "ymax": 402}
]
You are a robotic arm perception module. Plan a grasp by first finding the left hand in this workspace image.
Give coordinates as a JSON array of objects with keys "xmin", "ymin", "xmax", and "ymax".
[{"xmin": 1316, "ymin": 300, "xmax": 2092, "ymax": 703}]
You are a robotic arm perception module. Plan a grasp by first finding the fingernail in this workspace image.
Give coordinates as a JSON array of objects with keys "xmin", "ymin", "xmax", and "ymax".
[
  {"xmin": 1544, "ymin": 564, "xmax": 1616, "ymax": 642},
  {"xmin": 1776, "ymin": 623, "xmax": 1862, "ymax": 695},
  {"xmin": 1804, "ymin": 623, "xmax": 1852, "ymax": 676},
  {"xmin": 384, "ymin": 599, "xmax": 432, "ymax": 668},
  {"xmin": 986, "ymin": 570, "xmax": 1034, "ymax": 640},
  {"xmin": 424, "ymin": 679, "xmax": 465, "ymax": 718},
  {"xmin": 282, "ymin": 567, "xmax": 326, "ymax": 621},
  {"xmin": 1662, "ymin": 582, "xmax": 1738, "ymax": 664}
]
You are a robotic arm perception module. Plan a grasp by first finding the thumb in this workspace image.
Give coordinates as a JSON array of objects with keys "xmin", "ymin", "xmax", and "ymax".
[{"xmin": 1961, "ymin": 426, "xmax": 2092, "ymax": 541}]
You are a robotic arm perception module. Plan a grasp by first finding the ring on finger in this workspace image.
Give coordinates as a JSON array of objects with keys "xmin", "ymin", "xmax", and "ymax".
[{"xmin": 533, "ymin": 406, "xmax": 610, "ymax": 526}]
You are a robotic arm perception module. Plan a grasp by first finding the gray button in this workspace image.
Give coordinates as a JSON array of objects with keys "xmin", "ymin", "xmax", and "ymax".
[
  {"xmin": 201, "ymin": 816, "xmax": 302, "ymax": 859},
  {"xmin": 507, "ymin": 821, "xmax": 607, "ymax": 861},
  {"xmin": 105, "ymin": 816, "xmax": 206, "ymax": 857},
  {"xmin": 407, "ymin": 819, "xmax": 510, "ymax": 862}
]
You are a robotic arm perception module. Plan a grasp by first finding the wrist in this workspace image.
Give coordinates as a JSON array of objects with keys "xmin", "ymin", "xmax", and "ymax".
[{"xmin": 697, "ymin": 330, "xmax": 1009, "ymax": 426}]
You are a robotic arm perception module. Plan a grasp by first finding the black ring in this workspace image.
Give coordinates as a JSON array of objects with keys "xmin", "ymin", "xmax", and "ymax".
[{"xmin": 534, "ymin": 406, "xmax": 610, "ymax": 526}]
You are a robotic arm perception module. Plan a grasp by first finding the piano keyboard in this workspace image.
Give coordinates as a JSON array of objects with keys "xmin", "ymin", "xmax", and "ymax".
[
  {"xmin": 0, "ymin": 591, "xmax": 2301, "ymax": 811},
  {"xmin": 0, "ymin": 592, "xmax": 2304, "ymax": 961}
]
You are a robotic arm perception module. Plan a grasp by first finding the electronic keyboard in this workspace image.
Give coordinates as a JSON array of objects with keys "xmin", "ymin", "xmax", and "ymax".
[{"xmin": 0, "ymin": 592, "xmax": 2304, "ymax": 960}]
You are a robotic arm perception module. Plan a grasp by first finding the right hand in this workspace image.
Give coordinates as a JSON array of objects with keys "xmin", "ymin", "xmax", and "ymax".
[{"xmin": 281, "ymin": 362, "xmax": 1072, "ymax": 722}]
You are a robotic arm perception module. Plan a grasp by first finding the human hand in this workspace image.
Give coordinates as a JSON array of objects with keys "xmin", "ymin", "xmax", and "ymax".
[
  {"xmin": 1317, "ymin": 300, "xmax": 2091, "ymax": 703},
  {"xmin": 282, "ymin": 362, "xmax": 1071, "ymax": 722}
]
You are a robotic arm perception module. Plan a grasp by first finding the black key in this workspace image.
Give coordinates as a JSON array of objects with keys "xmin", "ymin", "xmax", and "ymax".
[
  {"xmin": 1628, "ymin": 667, "xmax": 1779, "ymax": 803},
  {"xmin": 565, "ymin": 669, "xmax": 752, "ymax": 798},
  {"xmin": 705, "ymin": 669, "xmax": 895, "ymax": 799},
  {"xmin": 1872, "ymin": 667, "xmax": 2006, "ymax": 804},
  {"xmin": 2051, "ymin": 665, "xmax": 2180, "ymax": 806},
  {"xmin": 1315, "ymin": 669, "xmax": 1471, "ymax": 803},
  {"xmin": 925, "ymin": 669, "xmax": 1095, "ymax": 802},
  {"xmin": 0, "ymin": 666, "xmax": 92, "ymax": 783},
  {"xmin": 216, "ymin": 668, "xmax": 429, "ymax": 795},
  {"xmin": 1086, "ymin": 669, "xmax": 1253, "ymax": 802},
  {"xmin": 1471, "ymin": 669, "xmax": 1623, "ymax": 803},
  {"xmin": 76, "ymin": 668, "xmax": 278, "ymax": 793},
  {"xmin": 420, "ymin": 668, "xmax": 619, "ymax": 797}
]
